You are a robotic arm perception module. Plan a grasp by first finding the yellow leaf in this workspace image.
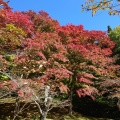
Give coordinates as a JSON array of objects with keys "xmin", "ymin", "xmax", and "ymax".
[
  {"xmin": 109, "ymin": 11, "xmax": 112, "ymax": 15},
  {"xmin": 92, "ymin": 10, "xmax": 96, "ymax": 16}
]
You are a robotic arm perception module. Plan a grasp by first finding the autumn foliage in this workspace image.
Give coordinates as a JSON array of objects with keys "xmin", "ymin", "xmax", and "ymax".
[
  {"xmin": 57, "ymin": 24, "xmax": 118, "ymax": 99},
  {"xmin": 82, "ymin": 0, "xmax": 120, "ymax": 16},
  {"xmin": 0, "ymin": 0, "xmax": 119, "ymax": 119}
]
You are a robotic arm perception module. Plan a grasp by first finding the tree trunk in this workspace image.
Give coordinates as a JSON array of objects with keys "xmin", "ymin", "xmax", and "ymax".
[
  {"xmin": 68, "ymin": 75, "xmax": 76, "ymax": 115},
  {"xmin": 40, "ymin": 115, "xmax": 46, "ymax": 120},
  {"xmin": 117, "ymin": 98, "xmax": 120, "ymax": 111},
  {"xmin": 40, "ymin": 112, "xmax": 47, "ymax": 120},
  {"xmin": 68, "ymin": 89, "xmax": 73, "ymax": 115},
  {"xmin": 37, "ymin": 85, "xmax": 50, "ymax": 120},
  {"xmin": 13, "ymin": 96, "xmax": 19, "ymax": 120}
]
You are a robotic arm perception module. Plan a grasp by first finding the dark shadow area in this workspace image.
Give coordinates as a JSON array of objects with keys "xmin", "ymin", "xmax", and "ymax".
[{"xmin": 73, "ymin": 96, "xmax": 120, "ymax": 119}]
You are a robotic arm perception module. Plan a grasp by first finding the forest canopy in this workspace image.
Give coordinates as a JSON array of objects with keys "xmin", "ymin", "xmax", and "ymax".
[{"xmin": 0, "ymin": 0, "xmax": 120, "ymax": 120}]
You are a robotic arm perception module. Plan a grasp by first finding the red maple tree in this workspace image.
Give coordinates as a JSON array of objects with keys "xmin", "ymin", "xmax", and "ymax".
[{"xmin": 57, "ymin": 24, "xmax": 118, "ymax": 114}]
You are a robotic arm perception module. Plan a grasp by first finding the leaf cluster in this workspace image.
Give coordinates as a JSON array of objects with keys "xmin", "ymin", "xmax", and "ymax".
[{"xmin": 82, "ymin": 0, "xmax": 120, "ymax": 16}]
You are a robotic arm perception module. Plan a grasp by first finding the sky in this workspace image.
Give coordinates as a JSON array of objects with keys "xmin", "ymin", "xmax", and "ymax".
[{"xmin": 8, "ymin": 0, "xmax": 120, "ymax": 32}]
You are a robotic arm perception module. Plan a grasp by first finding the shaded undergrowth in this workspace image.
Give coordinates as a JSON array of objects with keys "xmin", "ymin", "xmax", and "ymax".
[{"xmin": 0, "ymin": 97, "xmax": 119, "ymax": 120}]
